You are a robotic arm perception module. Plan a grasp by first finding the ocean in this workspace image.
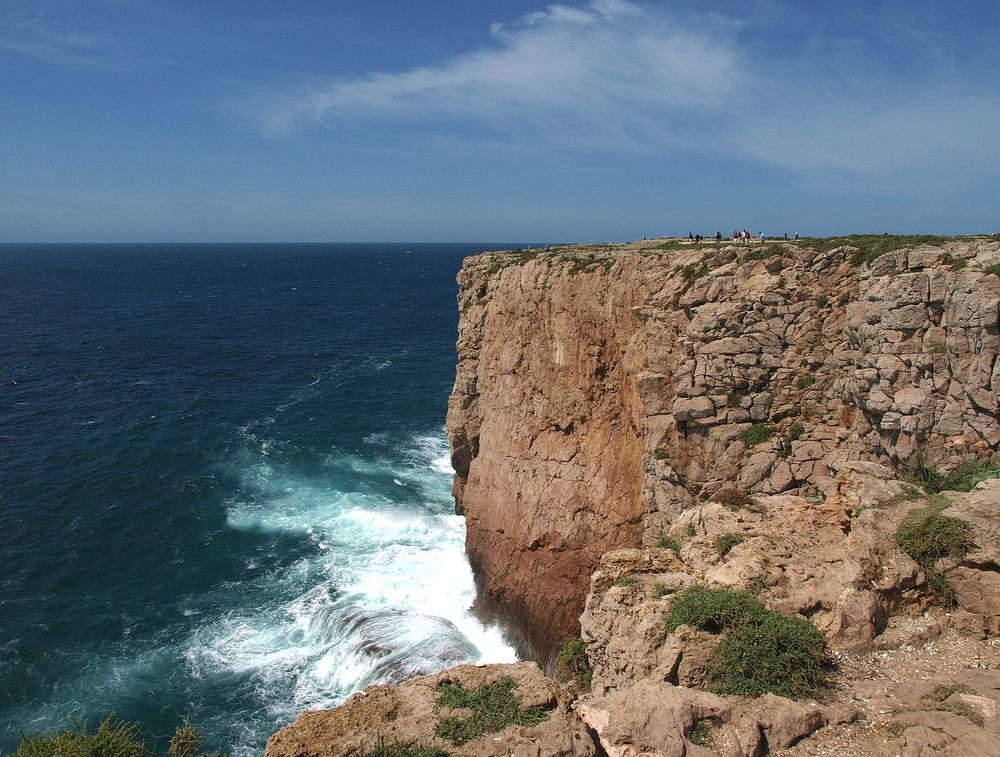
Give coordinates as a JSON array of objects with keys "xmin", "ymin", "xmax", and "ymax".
[{"xmin": 0, "ymin": 243, "xmax": 520, "ymax": 755}]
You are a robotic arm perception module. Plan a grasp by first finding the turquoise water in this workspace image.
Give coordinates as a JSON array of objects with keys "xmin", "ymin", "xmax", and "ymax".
[{"xmin": 0, "ymin": 244, "xmax": 519, "ymax": 754}]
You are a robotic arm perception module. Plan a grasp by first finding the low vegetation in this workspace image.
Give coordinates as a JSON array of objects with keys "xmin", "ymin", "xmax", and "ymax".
[
  {"xmin": 795, "ymin": 374, "xmax": 816, "ymax": 389},
  {"xmin": 557, "ymin": 637, "xmax": 593, "ymax": 688},
  {"xmin": 895, "ymin": 496, "xmax": 972, "ymax": 605},
  {"xmin": 908, "ymin": 456, "xmax": 1000, "ymax": 494},
  {"xmin": 657, "ymin": 536, "xmax": 681, "ymax": 553},
  {"xmin": 614, "ymin": 574, "xmax": 639, "ymax": 587},
  {"xmin": 713, "ymin": 488, "xmax": 758, "ymax": 512},
  {"xmin": 6, "ymin": 717, "xmax": 228, "ymax": 757},
  {"xmin": 433, "ymin": 677, "xmax": 548, "ymax": 744},
  {"xmin": 714, "ymin": 533, "xmax": 743, "ymax": 557},
  {"xmin": 664, "ymin": 587, "xmax": 826, "ymax": 698},
  {"xmin": 921, "ymin": 683, "xmax": 984, "ymax": 726},
  {"xmin": 778, "ymin": 422, "xmax": 805, "ymax": 459},
  {"xmin": 688, "ymin": 719, "xmax": 711, "ymax": 746},
  {"xmin": 795, "ymin": 234, "xmax": 956, "ymax": 265},
  {"xmin": 736, "ymin": 423, "xmax": 773, "ymax": 447},
  {"xmin": 985, "ymin": 263, "xmax": 1000, "ymax": 276},
  {"xmin": 895, "ymin": 497, "xmax": 971, "ymax": 567},
  {"xmin": 347, "ymin": 739, "xmax": 449, "ymax": 757}
]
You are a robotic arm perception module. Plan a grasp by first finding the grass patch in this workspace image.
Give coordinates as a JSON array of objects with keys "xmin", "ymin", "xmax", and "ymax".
[
  {"xmin": 347, "ymin": 739, "xmax": 450, "ymax": 757},
  {"xmin": 654, "ymin": 448, "xmax": 669, "ymax": 461},
  {"xmin": 796, "ymin": 375, "xmax": 816, "ymax": 389},
  {"xmin": 949, "ymin": 258, "xmax": 968, "ymax": 271},
  {"xmin": 922, "ymin": 684, "xmax": 984, "ymax": 726},
  {"xmin": 657, "ymin": 536, "xmax": 681, "ymax": 553},
  {"xmin": 909, "ymin": 455, "xmax": 1000, "ymax": 494},
  {"xmin": 557, "ymin": 637, "xmax": 593, "ymax": 688},
  {"xmin": 7, "ymin": 717, "xmax": 228, "ymax": 757},
  {"xmin": 714, "ymin": 533, "xmax": 743, "ymax": 557},
  {"xmin": 736, "ymin": 423, "xmax": 773, "ymax": 447},
  {"xmin": 896, "ymin": 497, "xmax": 971, "ymax": 605},
  {"xmin": 896, "ymin": 498, "xmax": 971, "ymax": 566},
  {"xmin": 984, "ymin": 263, "xmax": 1000, "ymax": 276},
  {"xmin": 688, "ymin": 719, "xmax": 711, "ymax": 746},
  {"xmin": 664, "ymin": 587, "xmax": 825, "ymax": 698},
  {"xmin": 434, "ymin": 677, "xmax": 548, "ymax": 744},
  {"xmin": 926, "ymin": 683, "xmax": 975, "ymax": 702},
  {"xmin": 614, "ymin": 574, "xmax": 639, "ymax": 587}
]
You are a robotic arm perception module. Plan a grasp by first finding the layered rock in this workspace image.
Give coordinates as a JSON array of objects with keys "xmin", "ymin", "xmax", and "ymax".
[{"xmin": 447, "ymin": 238, "xmax": 1000, "ymax": 654}]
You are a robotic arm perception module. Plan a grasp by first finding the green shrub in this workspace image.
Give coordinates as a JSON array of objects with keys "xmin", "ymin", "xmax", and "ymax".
[
  {"xmin": 895, "ymin": 498, "xmax": 971, "ymax": 567},
  {"xmin": 664, "ymin": 587, "xmax": 825, "ymax": 698},
  {"xmin": 708, "ymin": 611, "xmax": 826, "ymax": 698},
  {"xmin": 949, "ymin": 258, "xmax": 968, "ymax": 271},
  {"xmin": 657, "ymin": 537, "xmax": 681, "ymax": 553},
  {"xmin": 665, "ymin": 586, "xmax": 767, "ymax": 633},
  {"xmin": 908, "ymin": 455, "xmax": 947, "ymax": 493},
  {"xmin": 615, "ymin": 575, "xmax": 639, "ymax": 587},
  {"xmin": 945, "ymin": 458, "xmax": 1000, "ymax": 492},
  {"xmin": 815, "ymin": 295, "xmax": 828, "ymax": 307},
  {"xmin": 654, "ymin": 448, "xmax": 669, "ymax": 461},
  {"xmin": 736, "ymin": 423, "xmax": 773, "ymax": 447},
  {"xmin": 557, "ymin": 637, "xmax": 592, "ymax": 688},
  {"xmin": 796, "ymin": 375, "xmax": 816, "ymax": 389},
  {"xmin": 984, "ymin": 263, "xmax": 1000, "ymax": 276},
  {"xmin": 434, "ymin": 677, "xmax": 547, "ymax": 744},
  {"xmin": 688, "ymin": 719, "xmax": 711, "ymax": 746},
  {"xmin": 714, "ymin": 533, "xmax": 743, "ymax": 557},
  {"xmin": 8, "ymin": 718, "xmax": 228, "ymax": 757},
  {"xmin": 347, "ymin": 739, "xmax": 449, "ymax": 757}
]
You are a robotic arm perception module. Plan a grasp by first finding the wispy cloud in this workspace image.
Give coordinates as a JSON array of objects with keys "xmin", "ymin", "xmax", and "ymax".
[
  {"xmin": 248, "ymin": 1, "xmax": 741, "ymax": 139},
  {"xmin": 236, "ymin": 0, "xmax": 1000, "ymax": 188},
  {"xmin": 0, "ymin": 9, "xmax": 122, "ymax": 68}
]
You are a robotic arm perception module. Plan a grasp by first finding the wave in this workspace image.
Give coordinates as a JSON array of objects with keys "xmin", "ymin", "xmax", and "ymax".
[{"xmin": 185, "ymin": 430, "xmax": 515, "ymax": 754}]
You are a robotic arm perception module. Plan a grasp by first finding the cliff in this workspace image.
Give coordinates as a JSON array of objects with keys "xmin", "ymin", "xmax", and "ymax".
[
  {"xmin": 267, "ymin": 236, "xmax": 1000, "ymax": 757},
  {"xmin": 446, "ymin": 236, "xmax": 1000, "ymax": 655}
]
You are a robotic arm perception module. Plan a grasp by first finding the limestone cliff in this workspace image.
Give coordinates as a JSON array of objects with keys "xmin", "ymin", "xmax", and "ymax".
[
  {"xmin": 268, "ymin": 236, "xmax": 1000, "ymax": 757},
  {"xmin": 446, "ymin": 237, "xmax": 1000, "ymax": 656}
]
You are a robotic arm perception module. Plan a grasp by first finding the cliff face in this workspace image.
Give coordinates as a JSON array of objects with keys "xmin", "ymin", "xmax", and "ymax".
[
  {"xmin": 447, "ymin": 238, "xmax": 1000, "ymax": 656},
  {"xmin": 446, "ymin": 257, "xmax": 652, "ymax": 655}
]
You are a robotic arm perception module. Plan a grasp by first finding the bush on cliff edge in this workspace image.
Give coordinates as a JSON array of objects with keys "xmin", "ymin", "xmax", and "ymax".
[
  {"xmin": 664, "ymin": 586, "xmax": 826, "ymax": 699},
  {"xmin": 6, "ymin": 716, "xmax": 228, "ymax": 757}
]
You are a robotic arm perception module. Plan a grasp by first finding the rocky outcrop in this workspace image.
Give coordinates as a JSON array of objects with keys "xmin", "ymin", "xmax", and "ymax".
[
  {"xmin": 264, "ymin": 662, "xmax": 595, "ymax": 757},
  {"xmin": 447, "ymin": 238, "xmax": 1000, "ymax": 655}
]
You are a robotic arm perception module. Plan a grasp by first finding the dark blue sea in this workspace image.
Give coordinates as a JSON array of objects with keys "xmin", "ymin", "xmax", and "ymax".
[{"xmin": 0, "ymin": 243, "xmax": 520, "ymax": 755}]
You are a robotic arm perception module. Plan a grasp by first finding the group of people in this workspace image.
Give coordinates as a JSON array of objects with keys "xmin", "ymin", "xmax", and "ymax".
[{"xmin": 684, "ymin": 230, "xmax": 802, "ymax": 245}]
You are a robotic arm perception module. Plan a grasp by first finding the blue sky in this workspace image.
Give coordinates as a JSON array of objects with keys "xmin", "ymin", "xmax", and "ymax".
[{"xmin": 2, "ymin": 0, "xmax": 998, "ymax": 242}]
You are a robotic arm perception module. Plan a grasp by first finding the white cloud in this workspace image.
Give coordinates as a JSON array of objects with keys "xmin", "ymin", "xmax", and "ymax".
[
  {"xmin": 241, "ymin": 1, "xmax": 1000, "ymax": 188},
  {"xmin": 251, "ymin": 1, "xmax": 741, "ymax": 137}
]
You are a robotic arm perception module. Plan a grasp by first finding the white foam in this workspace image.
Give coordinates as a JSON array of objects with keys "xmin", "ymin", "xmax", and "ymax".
[{"xmin": 194, "ymin": 428, "xmax": 517, "ymax": 741}]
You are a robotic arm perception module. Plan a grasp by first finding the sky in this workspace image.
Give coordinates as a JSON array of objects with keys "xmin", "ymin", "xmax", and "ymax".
[{"xmin": 1, "ymin": 0, "xmax": 998, "ymax": 242}]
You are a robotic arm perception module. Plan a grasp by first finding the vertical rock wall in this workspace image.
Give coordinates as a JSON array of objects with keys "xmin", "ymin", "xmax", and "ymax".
[{"xmin": 447, "ymin": 239, "xmax": 1000, "ymax": 657}]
